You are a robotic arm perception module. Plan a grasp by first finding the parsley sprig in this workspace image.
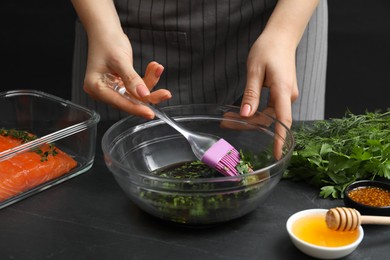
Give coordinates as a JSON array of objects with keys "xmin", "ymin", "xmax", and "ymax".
[{"xmin": 284, "ymin": 109, "xmax": 390, "ymax": 199}]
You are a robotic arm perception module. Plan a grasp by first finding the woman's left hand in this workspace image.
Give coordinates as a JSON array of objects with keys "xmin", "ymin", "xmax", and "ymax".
[{"xmin": 240, "ymin": 32, "xmax": 299, "ymax": 130}]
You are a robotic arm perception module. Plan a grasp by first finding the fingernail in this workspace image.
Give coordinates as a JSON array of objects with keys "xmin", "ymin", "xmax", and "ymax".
[
  {"xmin": 145, "ymin": 112, "xmax": 155, "ymax": 120},
  {"xmin": 241, "ymin": 103, "xmax": 251, "ymax": 117},
  {"xmin": 155, "ymin": 66, "xmax": 164, "ymax": 78},
  {"xmin": 136, "ymin": 84, "xmax": 150, "ymax": 97}
]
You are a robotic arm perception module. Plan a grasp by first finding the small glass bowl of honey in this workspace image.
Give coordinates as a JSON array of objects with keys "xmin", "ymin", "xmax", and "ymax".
[
  {"xmin": 286, "ymin": 209, "xmax": 364, "ymax": 259},
  {"xmin": 344, "ymin": 180, "xmax": 390, "ymax": 216}
]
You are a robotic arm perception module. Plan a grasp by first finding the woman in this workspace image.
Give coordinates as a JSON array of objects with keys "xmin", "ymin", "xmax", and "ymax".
[{"xmin": 71, "ymin": 0, "xmax": 328, "ymax": 128}]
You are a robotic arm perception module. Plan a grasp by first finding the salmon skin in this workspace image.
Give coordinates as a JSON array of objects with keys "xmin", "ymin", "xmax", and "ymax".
[{"xmin": 0, "ymin": 129, "xmax": 77, "ymax": 202}]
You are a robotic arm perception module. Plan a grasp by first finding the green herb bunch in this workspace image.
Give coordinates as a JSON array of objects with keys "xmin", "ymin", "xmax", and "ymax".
[{"xmin": 284, "ymin": 109, "xmax": 390, "ymax": 199}]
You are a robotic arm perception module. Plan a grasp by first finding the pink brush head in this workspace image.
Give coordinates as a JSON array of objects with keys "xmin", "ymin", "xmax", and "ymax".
[{"xmin": 201, "ymin": 139, "xmax": 241, "ymax": 176}]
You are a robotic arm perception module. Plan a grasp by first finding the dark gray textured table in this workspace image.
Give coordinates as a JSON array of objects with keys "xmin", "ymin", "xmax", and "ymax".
[{"xmin": 1, "ymin": 122, "xmax": 388, "ymax": 260}]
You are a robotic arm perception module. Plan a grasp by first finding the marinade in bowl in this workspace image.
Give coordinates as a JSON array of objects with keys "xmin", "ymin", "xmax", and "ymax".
[{"xmin": 102, "ymin": 104, "xmax": 294, "ymax": 225}]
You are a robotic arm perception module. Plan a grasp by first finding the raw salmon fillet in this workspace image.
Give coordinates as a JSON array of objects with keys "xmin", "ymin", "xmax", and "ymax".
[{"xmin": 0, "ymin": 132, "xmax": 77, "ymax": 202}]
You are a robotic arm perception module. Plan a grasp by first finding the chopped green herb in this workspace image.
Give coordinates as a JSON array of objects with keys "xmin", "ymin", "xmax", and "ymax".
[
  {"xmin": 1, "ymin": 128, "xmax": 58, "ymax": 161},
  {"xmin": 154, "ymin": 160, "xmax": 219, "ymax": 179},
  {"xmin": 144, "ymin": 149, "xmax": 274, "ymax": 223},
  {"xmin": 153, "ymin": 149, "xmax": 273, "ymax": 178},
  {"xmin": 39, "ymin": 145, "xmax": 58, "ymax": 162},
  {"xmin": 0, "ymin": 128, "xmax": 37, "ymax": 143}
]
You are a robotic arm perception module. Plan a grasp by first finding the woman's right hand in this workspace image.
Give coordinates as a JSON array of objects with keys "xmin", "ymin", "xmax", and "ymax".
[
  {"xmin": 71, "ymin": 0, "xmax": 171, "ymax": 119},
  {"xmin": 84, "ymin": 31, "xmax": 171, "ymax": 119}
]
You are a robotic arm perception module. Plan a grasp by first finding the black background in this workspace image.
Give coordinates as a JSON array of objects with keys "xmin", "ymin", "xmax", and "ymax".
[{"xmin": 1, "ymin": 0, "xmax": 389, "ymax": 119}]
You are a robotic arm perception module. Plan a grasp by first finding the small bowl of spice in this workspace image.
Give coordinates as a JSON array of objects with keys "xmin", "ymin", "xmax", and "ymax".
[{"xmin": 344, "ymin": 180, "xmax": 390, "ymax": 216}]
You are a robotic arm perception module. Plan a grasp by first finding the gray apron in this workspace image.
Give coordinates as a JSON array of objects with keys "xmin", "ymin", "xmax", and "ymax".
[{"xmin": 72, "ymin": 0, "xmax": 328, "ymax": 120}]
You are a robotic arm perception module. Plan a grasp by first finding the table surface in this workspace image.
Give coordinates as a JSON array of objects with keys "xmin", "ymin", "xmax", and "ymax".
[{"xmin": 1, "ymin": 121, "xmax": 389, "ymax": 260}]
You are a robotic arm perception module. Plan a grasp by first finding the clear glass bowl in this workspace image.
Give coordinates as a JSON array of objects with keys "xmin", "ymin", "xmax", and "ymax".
[
  {"xmin": 102, "ymin": 104, "xmax": 294, "ymax": 225},
  {"xmin": 0, "ymin": 90, "xmax": 100, "ymax": 209}
]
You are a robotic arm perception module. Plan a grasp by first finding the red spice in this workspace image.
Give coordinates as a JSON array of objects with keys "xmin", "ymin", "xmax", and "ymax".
[{"xmin": 348, "ymin": 186, "xmax": 390, "ymax": 207}]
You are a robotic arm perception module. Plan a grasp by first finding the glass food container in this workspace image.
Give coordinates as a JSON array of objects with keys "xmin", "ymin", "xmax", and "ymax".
[{"xmin": 0, "ymin": 90, "xmax": 100, "ymax": 209}]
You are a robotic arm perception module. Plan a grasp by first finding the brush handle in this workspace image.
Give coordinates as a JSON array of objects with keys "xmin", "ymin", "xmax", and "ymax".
[
  {"xmin": 104, "ymin": 73, "xmax": 191, "ymax": 139},
  {"xmin": 103, "ymin": 73, "xmax": 241, "ymax": 176}
]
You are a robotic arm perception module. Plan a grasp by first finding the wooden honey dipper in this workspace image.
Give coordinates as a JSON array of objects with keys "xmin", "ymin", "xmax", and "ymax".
[{"xmin": 326, "ymin": 207, "xmax": 390, "ymax": 231}]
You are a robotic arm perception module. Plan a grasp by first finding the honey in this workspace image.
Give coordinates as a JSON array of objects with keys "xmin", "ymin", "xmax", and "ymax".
[
  {"xmin": 292, "ymin": 214, "xmax": 360, "ymax": 247},
  {"xmin": 348, "ymin": 186, "xmax": 390, "ymax": 207}
]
